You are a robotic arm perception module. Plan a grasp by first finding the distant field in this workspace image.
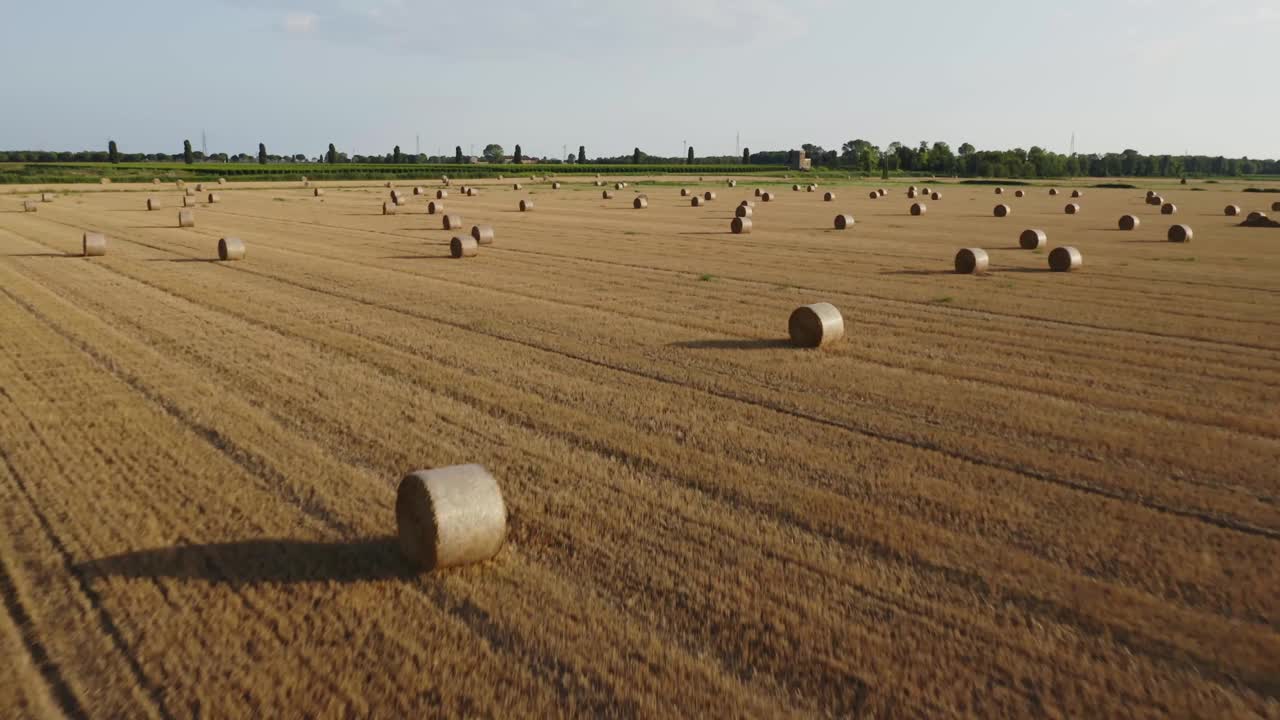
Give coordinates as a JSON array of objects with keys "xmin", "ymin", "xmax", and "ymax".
[{"xmin": 1, "ymin": 175, "xmax": 1278, "ymax": 716}]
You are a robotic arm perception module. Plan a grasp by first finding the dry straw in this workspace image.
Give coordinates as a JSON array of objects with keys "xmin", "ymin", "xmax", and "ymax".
[
  {"xmin": 178, "ymin": 209, "xmax": 195, "ymax": 227},
  {"xmin": 443, "ymin": 214, "xmax": 462, "ymax": 230},
  {"xmin": 1064, "ymin": 203, "xmax": 1080, "ymax": 214},
  {"xmin": 185, "ymin": 188, "xmax": 195, "ymax": 196},
  {"xmin": 1049, "ymin": 246, "xmax": 1082, "ymax": 272},
  {"xmin": 1167, "ymin": 225, "xmax": 1193, "ymax": 243},
  {"xmin": 603, "ymin": 190, "xmax": 614, "ymax": 199},
  {"xmin": 1019, "ymin": 229, "xmax": 1046, "ymax": 249},
  {"xmin": 383, "ymin": 202, "xmax": 397, "ymax": 215},
  {"xmin": 634, "ymin": 197, "xmax": 649, "ymax": 209},
  {"xmin": 41, "ymin": 193, "xmax": 54, "ymax": 202},
  {"xmin": 82, "ymin": 232, "xmax": 107, "ymax": 257},
  {"xmin": 823, "ymin": 191, "xmax": 835, "ymax": 202},
  {"xmin": 1224, "ymin": 205, "xmax": 1241, "ymax": 216},
  {"xmin": 471, "ymin": 225, "xmax": 495, "ymax": 245},
  {"xmin": 207, "ymin": 193, "xmax": 220, "ymax": 204},
  {"xmin": 954, "ymin": 248, "xmax": 989, "ymax": 274},
  {"xmin": 196, "ymin": 183, "xmax": 204, "ymax": 192},
  {"xmin": 437, "ymin": 190, "xmax": 448, "ymax": 199},
  {"xmin": 218, "ymin": 237, "xmax": 245, "ymax": 261},
  {"xmin": 1161, "ymin": 203, "xmax": 1177, "ymax": 215},
  {"xmin": 428, "ymin": 201, "xmax": 443, "ymax": 214},
  {"xmin": 314, "ymin": 188, "xmax": 325, "ymax": 197},
  {"xmin": 22, "ymin": 200, "xmax": 37, "ymax": 212},
  {"xmin": 994, "ymin": 204, "xmax": 1011, "ymax": 217},
  {"xmin": 147, "ymin": 198, "xmax": 160, "ymax": 211},
  {"xmin": 911, "ymin": 203, "xmax": 926, "ymax": 216},
  {"xmin": 833, "ymin": 214, "xmax": 855, "ymax": 230},
  {"xmin": 184, "ymin": 196, "xmax": 199, "ymax": 207},
  {"xmin": 519, "ymin": 199, "xmax": 534, "ymax": 212},
  {"xmin": 736, "ymin": 205, "xmax": 753, "ymax": 218},
  {"xmin": 450, "ymin": 236, "xmax": 478, "ymax": 259},
  {"xmin": 731, "ymin": 217, "xmax": 751, "ymax": 234},
  {"xmin": 788, "ymin": 303, "xmax": 844, "ymax": 348}
]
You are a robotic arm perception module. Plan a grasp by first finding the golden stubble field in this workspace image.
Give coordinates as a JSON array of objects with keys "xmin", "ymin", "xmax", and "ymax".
[{"xmin": 1, "ymin": 173, "xmax": 1278, "ymax": 718}]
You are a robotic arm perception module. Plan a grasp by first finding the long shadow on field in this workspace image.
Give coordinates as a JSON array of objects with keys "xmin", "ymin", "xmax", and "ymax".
[
  {"xmin": 672, "ymin": 338, "xmax": 792, "ymax": 350},
  {"xmin": 147, "ymin": 258, "xmax": 219, "ymax": 263},
  {"xmin": 77, "ymin": 538, "xmax": 411, "ymax": 585},
  {"xmin": 2, "ymin": 252, "xmax": 78, "ymax": 258}
]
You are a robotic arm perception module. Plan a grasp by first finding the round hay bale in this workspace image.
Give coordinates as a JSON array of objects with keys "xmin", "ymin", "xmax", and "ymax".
[
  {"xmin": 920, "ymin": 187, "xmax": 930, "ymax": 195},
  {"xmin": 1064, "ymin": 203, "xmax": 1080, "ymax": 215},
  {"xmin": 727, "ymin": 180, "xmax": 737, "ymax": 187},
  {"xmin": 207, "ymin": 193, "xmax": 220, "ymax": 204},
  {"xmin": 1020, "ymin": 229, "xmax": 1047, "ymax": 249},
  {"xmin": 1071, "ymin": 189, "xmax": 1083, "ymax": 198},
  {"xmin": 954, "ymin": 248, "xmax": 989, "ymax": 274},
  {"xmin": 512, "ymin": 183, "xmax": 523, "ymax": 190},
  {"xmin": 995, "ymin": 187, "xmax": 1004, "ymax": 195},
  {"xmin": 1117, "ymin": 214, "xmax": 1140, "ymax": 231},
  {"xmin": 680, "ymin": 188, "xmax": 690, "ymax": 197},
  {"xmin": 910, "ymin": 203, "xmax": 926, "ymax": 216},
  {"xmin": 691, "ymin": 196, "xmax": 703, "ymax": 207},
  {"xmin": 450, "ymin": 236, "xmax": 478, "ymax": 259},
  {"xmin": 1167, "ymin": 225, "xmax": 1193, "ymax": 243},
  {"xmin": 1224, "ymin": 205, "xmax": 1240, "ymax": 216},
  {"xmin": 931, "ymin": 192, "xmax": 942, "ymax": 201},
  {"xmin": 908, "ymin": 186, "xmax": 918, "ymax": 194},
  {"xmin": 183, "ymin": 195, "xmax": 199, "ymax": 207},
  {"xmin": 498, "ymin": 175, "xmax": 504, "ymax": 181},
  {"xmin": 443, "ymin": 214, "xmax": 462, "ymax": 230},
  {"xmin": 82, "ymin": 232, "xmax": 106, "ymax": 257},
  {"xmin": 552, "ymin": 182, "xmax": 561, "ymax": 190},
  {"xmin": 471, "ymin": 225, "xmax": 495, "ymax": 245},
  {"xmin": 703, "ymin": 191, "xmax": 717, "ymax": 201},
  {"xmin": 761, "ymin": 192, "xmax": 774, "ymax": 202},
  {"xmin": 907, "ymin": 189, "xmax": 917, "ymax": 199},
  {"xmin": 807, "ymin": 185, "xmax": 817, "ymax": 193},
  {"xmin": 731, "ymin": 217, "xmax": 752, "ymax": 234},
  {"xmin": 437, "ymin": 190, "xmax": 448, "ymax": 199},
  {"xmin": 789, "ymin": 303, "xmax": 844, "ymax": 348},
  {"xmin": 218, "ymin": 178, "xmax": 226, "ymax": 185},
  {"xmin": 428, "ymin": 201, "xmax": 443, "ymax": 214},
  {"xmin": 22, "ymin": 200, "xmax": 37, "ymax": 212},
  {"xmin": 146, "ymin": 198, "xmax": 160, "ymax": 211},
  {"xmin": 1161, "ymin": 203, "xmax": 1177, "ymax": 215},
  {"xmin": 834, "ymin": 214, "xmax": 855, "ymax": 230},
  {"xmin": 314, "ymin": 188, "xmax": 325, "ymax": 197},
  {"xmin": 736, "ymin": 205, "xmax": 753, "ymax": 218},
  {"xmin": 185, "ymin": 188, "xmax": 195, "ymax": 196},
  {"xmin": 793, "ymin": 184, "xmax": 801, "ymax": 191},
  {"xmin": 823, "ymin": 191, "xmax": 835, "ymax": 202},
  {"xmin": 754, "ymin": 188, "xmax": 763, "ymax": 197},
  {"xmin": 740, "ymin": 200, "xmax": 755, "ymax": 208},
  {"xmin": 413, "ymin": 186, "xmax": 423, "ymax": 196},
  {"xmin": 196, "ymin": 183, "xmax": 206, "ymax": 192},
  {"xmin": 1272, "ymin": 201, "xmax": 1280, "ymax": 212},
  {"xmin": 1146, "ymin": 190, "xmax": 1156, "ymax": 199},
  {"xmin": 152, "ymin": 178, "xmax": 161, "ymax": 185},
  {"xmin": 218, "ymin": 237, "xmax": 245, "ymax": 261},
  {"xmin": 994, "ymin": 204, "xmax": 1011, "ymax": 217},
  {"xmin": 595, "ymin": 180, "xmax": 604, "ymax": 187},
  {"xmin": 178, "ymin": 210, "xmax": 195, "ymax": 228},
  {"xmin": 385, "ymin": 181, "xmax": 393, "ymax": 188},
  {"xmin": 1147, "ymin": 196, "xmax": 1163, "ymax": 206},
  {"xmin": 1049, "ymin": 188, "xmax": 1059, "ymax": 196},
  {"xmin": 615, "ymin": 182, "xmax": 624, "ymax": 190},
  {"xmin": 391, "ymin": 190, "xmax": 403, "ymax": 203},
  {"xmin": 603, "ymin": 191, "xmax": 614, "ymax": 200},
  {"xmin": 869, "ymin": 191, "xmax": 879, "ymax": 199},
  {"xmin": 1048, "ymin": 246, "xmax": 1082, "ymax": 272},
  {"xmin": 41, "ymin": 193, "xmax": 54, "ymax": 202},
  {"xmin": 878, "ymin": 189, "xmax": 886, "ymax": 197},
  {"xmin": 466, "ymin": 188, "xmax": 479, "ymax": 197},
  {"xmin": 1247, "ymin": 211, "xmax": 1267, "ymax": 223},
  {"xmin": 299, "ymin": 176, "xmax": 307, "ymax": 183},
  {"xmin": 519, "ymin": 199, "xmax": 534, "ymax": 212},
  {"xmin": 1015, "ymin": 190, "xmax": 1025, "ymax": 198},
  {"xmin": 383, "ymin": 202, "xmax": 397, "ymax": 215}
]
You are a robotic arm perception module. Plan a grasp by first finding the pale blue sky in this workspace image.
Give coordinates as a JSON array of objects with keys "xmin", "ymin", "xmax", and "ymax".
[{"xmin": 3, "ymin": 0, "xmax": 1276, "ymax": 159}]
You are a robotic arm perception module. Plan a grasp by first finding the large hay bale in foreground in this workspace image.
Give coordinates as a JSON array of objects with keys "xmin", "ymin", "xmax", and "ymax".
[
  {"xmin": 519, "ymin": 199, "xmax": 534, "ymax": 212},
  {"xmin": 178, "ymin": 209, "xmax": 195, "ymax": 227},
  {"xmin": 1048, "ymin": 246, "xmax": 1082, "ymax": 272},
  {"xmin": 954, "ymin": 248, "xmax": 989, "ymax": 274},
  {"xmin": 788, "ymin": 303, "xmax": 844, "ymax": 348},
  {"xmin": 450, "ymin": 236, "xmax": 478, "ymax": 259},
  {"xmin": 428, "ymin": 201, "xmax": 443, "ymax": 214},
  {"xmin": 910, "ymin": 203, "xmax": 926, "ymax": 216},
  {"xmin": 833, "ymin": 214, "xmax": 855, "ymax": 230},
  {"xmin": 1167, "ymin": 225, "xmax": 1193, "ymax": 243},
  {"xmin": 1118, "ymin": 214, "xmax": 1140, "ymax": 231},
  {"xmin": 82, "ymin": 232, "xmax": 107, "ymax": 257},
  {"xmin": 993, "ymin": 204, "xmax": 1011, "ymax": 217},
  {"xmin": 634, "ymin": 197, "xmax": 649, "ymax": 209},
  {"xmin": 147, "ymin": 198, "xmax": 161, "ymax": 211},
  {"xmin": 1019, "ymin": 229, "xmax": 1046, "ymax": 249},
  {"xmin": 1064, "ymin": 203, "xmax": 1080, "ymax": 215},
  {"xmin": 731, "ymin": 217, "xmax": 752, "ymax": 234},
  {"xmin": 823, "ymin": 191, "xmax": 835, "ymax": 202},
  {"xmin": 443, "ymin": 214, "xmax": 462, "ymax": 230},
  {"xmin": 1161, "ymin": 203, "xmax": 1177, "ymax": 215},
  {"xmin": 22, "ymin": 200, "xmax": 37, "ymax": 212},
  {"xmin": 437, "ymin": 190, "xmax": 449, "ymax": 199},
  {"xmin": 218, "ymin": 237, "xmax": 245, "ymax": 261},
  {"xmin": 471, "ymin": 225, "xmax": 495, "ymax": 245},
  {"xmin": 1224, "ymin": 205, "xmax": 1241, "ymax": 216}
]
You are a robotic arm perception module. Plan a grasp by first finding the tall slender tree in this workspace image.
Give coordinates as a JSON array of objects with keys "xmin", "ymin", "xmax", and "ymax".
[
  {"xmin": 455, "ymin": 146, "xmax": 464, "ymax": 164},
  {"xmin": 578, "ymin": 145, "xmax": 586, "ymax": 164},
  {"xmin": 633, "ymin": 147, "xmax": 641, "ymax": 164},
  {"xmin": 514, "ymin": 144, "xmax": 523, "ymax": 164},
  {"xmin": 687, "ymin": 147, "xmax": 694, "ymax": 165},
  {"xmin": 327, "ymin": 143, "xmax": 337, "ymax": 164},
  {"xmin": 108, "ymin": 140, "xmax": 119, "ymax": 164},
  {"xmin": 258, "ymin": 143, "xmax": 267, "ymax": 164},
  {"xmin": 743, "ymin": 147, "xmax": 750, "ymax": 164},
  {"xmin": 183, "ymin": 139, "xmax": 194, "ymax": 164},
  {"xmin": 393, "ymin": 145, "xmax": 402, "ymax": 163}
]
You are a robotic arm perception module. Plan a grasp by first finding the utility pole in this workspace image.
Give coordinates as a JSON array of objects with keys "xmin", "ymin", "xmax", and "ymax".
[
  {"xmin": 201, "ymin": 130, "xmax": 207, "ymax": 156},
  {"xmin": 736, "ymin": 130, "xmax": 740, "ymax": 157},
  {"xmin": 416, "ymin": 134, "xmax": 420, "ymax": 155}
]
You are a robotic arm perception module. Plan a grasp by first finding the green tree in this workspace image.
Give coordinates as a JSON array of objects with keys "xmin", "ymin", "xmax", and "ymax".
[
  {"xmin": 258, "ymin": 143, "xmax": 268, "ymax": 165},
  {"xmin": 183, "ymin": 139, "xmax": 194, "ymax": 165},
  {"xmin": 514, "ymin": 144, "xmax": 523, "ymax": 164},
  {"xmin": 327, "ymin": 143, "xmax": 337, "ymax": 164},
  {"xmin": 687, "ymin": 147, "xmax": 694, "ymax": 164},
  {"xmin": 742, "ymin": 148, "xmax": 750, "ymax": 164},
  {"xmin": 482, "ymin": 144, "xmax": 504, "ymax": 163},
  {"xmin": 108, "ymin": 140, "xmax": 119, "ymax": 164},
  {"xmin": 393, "ymin": 145, "xmax": 402, "ymax": 163},
  {"xmin": 578, "ymin": 145, "xmax": 586, "ymax": 163},
  {"xmin": 455, "ymin": 146, "xmax": 464, "ymax": 163},
  {"xmin": 633, "ymin": 147, "xmax": 641, "ymax": 164}
]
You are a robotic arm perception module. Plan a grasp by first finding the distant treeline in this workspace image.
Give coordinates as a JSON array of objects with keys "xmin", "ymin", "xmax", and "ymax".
[{"xmin": 2, "ymin": 140, "xmax": 1277, "ymax": 178}]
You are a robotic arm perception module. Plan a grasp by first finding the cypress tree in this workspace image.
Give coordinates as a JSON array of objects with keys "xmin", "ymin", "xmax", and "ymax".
[
  {"xmin": 578, "ymin": 145, "xmax": 586, "ymax": 164},
  {"xmin": 514, "ymin": 144, "xmax": 523, "ymax": 164},
  {"xmin": 327, "ymin": 143, "xmax": 337, "ymax": 164},
  {"xmin": 258, "ymin": 143, "xmax": 267, "ymax": 164},
  {"xmin": 633, "ymin": 147, "xmax": 641, "ymax": 164},
  {"xmin": 742, "ymin": 148, "xmax": 750, "ymax": 164},
  {"xmin": 393, "ymin": 145, "xmax": 402, "ymax": 163},
  {"xmin": 687, "ymin": 147, "xmax": 694, "ymax": 165},
  {"xmin": 183, "ymin": 140, "xmax": 194, "ymax": 165},
  {"xmin": 108, "ymin": 140, "xmax": 119, "ymax": 164}
]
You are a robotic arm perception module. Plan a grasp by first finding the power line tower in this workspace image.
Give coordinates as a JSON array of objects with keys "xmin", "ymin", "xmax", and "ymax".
[
  {"xmin": 1069, "ymin": 131, "xmax": 1075, "ymax": 156},
  {"xmin": 416, "ymin": 134, "xmax": 420, "ymax": 155},
  {"xmin": 201, "ymin": 130, "xmax": 207, "ymax": 156},
  {"xmin": 736, "ymin": 130, "xmax": 740, "ymax": 157}
]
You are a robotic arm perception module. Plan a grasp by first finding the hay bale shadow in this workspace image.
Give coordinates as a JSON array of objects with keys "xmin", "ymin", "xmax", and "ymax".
[{"xmin": 672, "ymin": 338, "xmax": 793, "ymax": 350}]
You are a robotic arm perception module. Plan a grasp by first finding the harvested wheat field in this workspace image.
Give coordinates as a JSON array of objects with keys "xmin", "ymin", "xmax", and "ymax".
[{"xmin": 1, "ymin": 176, "xmax": 1279, "ymax": 718}]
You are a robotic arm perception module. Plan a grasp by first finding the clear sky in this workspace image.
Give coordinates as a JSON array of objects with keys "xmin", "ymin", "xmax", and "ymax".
[{"xmin": 3, "ymin": 0, "xmax": 1276, "ymax": 160}]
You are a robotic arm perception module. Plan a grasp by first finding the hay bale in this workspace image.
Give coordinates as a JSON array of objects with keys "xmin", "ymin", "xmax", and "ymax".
[
  {"xmin": 878, "ymin": 189, "xmax": 887, "ymax": 197},
  {"xmin": 754, "ymin": 188, "xmax": 763, "ymax": 197},
  {"xmin": 833, "ymin": 214, "xmax": 855, "ymax": 230},
  {"xmin": 703, "ymin": 191, "xmax": 717, "ymax": 201},
  {"xmin": 441, "ymin": 176, "xmax": 450, "ymax": 185},
  {"xmin": 736, "ymin": 205, "xmax": 753, "ymax": 218},
  {"xmin": 383, "ymin": 202, "xmax": 397, "ymax": 215},
  {"xmin": 1224, "ymin": 205, "xmax": 1241, "ymax": 216},
  {"xmin": 519, "ymin": 199, "xmax": 534, "ymax": 212},
  {"xmin": 793, "ymin": 184, "xmax": 801, "ymax": 191},
  {"xmin": 82, "ymin": 232, "xmax": 107, "ymax": 257},
  {"xmin": 616, "ymin": 182, "xmax": 624, "ymax": 190},
  {"xmin": 1161, "ymin": 203, "xmax": 1177, "ymax": 215},
  {"xmin": 789, "ymin": 303, "xmax": 844, "ymax": 348},
  {"xmin": 41, "ymin": 193, "xmax": 54, "ymax": 202},
  {"xmin": 680, "ymin": 188, "xmax": 690, "ymax": 197},
  {"xmin": 207, "ymin": 193, "xmax": 220, "ymax": 204},
  {"xmin": 218, "ymin": 178, "xmax": 226, "ymax": 185},
  {"xmin": 147, "ymin": 198, "xmax": 160, "ymax": 211},
  {"xmin": 471, "ymin": 225, "xmax": 495, "ymax": 245},
  {"xmin": 1064, "ymin": 203, "xmax": 1080, "ymax": 215},
  {"xmin": 466, "ymin": 188, "xmax": 479, "ymax": 197},
  {"xmin": 603, "ymin": 191, "xmax": 614, "ymax": 200},
  {"xmin": 869, "ymin": 191, "xmax": 879, "ymax": 199},
  {"xmin": 1247, "ymin": 211, "xmax": 1268, "ymax": 223},
  {"xmin": 1272, "ymin": 201, "xmax": 1280, "ymax": 212},
  {"xmin": 807, "ymin": 185, "xmax": 817, "ymax": 193},
  {"xmin": 823, "ymin": 191, "xmax": 835, "ymax": 202},
  {"xmin": 931, "ymin": 192, "xmax": 942, "ymax": 201},
  {"xmin": 22, "ymin": 200, "xmax": 37, "ymax": 212},
  {"xmin": 994, "ymin": 204, "xmax": 1011, "ymax": 217},
  {"xmin": 185, "ymin": 188, "xmax": 195, "ymax": 196},
  {"xmin": 1117, "ymin": 214, "xmax": 1139, "ymax": 231},
  {"xmin": 552, "ymin": 182, "xmax": 561, "ymax": 190},
  {"xmin": 1049, "ymin": 188, "xmax": 1059, "ymax": 196},
  {"xmin": 908, "ymin": 186, "xmax": 918, "ymax": 194},
  {"xmin": 727, "ymin": 180, "xmax": 737, "ymax": 187},
  {"xmin": 1146, "ymin": 190, "xmax": 1156, "ymax": 199},
  {"xmin": 218, "ymin": 237, "xmax": 245, "ymax": 261},
  {"xmin": 1071, "ymin": 190, "xmax": 1083, "ymax": 198},
  {"xmin": 428, "ymin": 201, "xmax": 444, "ymax": 214},
  {"xmin": 511, "ymin": 183, "xmax": 522, "ymax": 191},
  {"xmin": 1167, "ymin": 225, "xmax": 1193, "ymax": 243},
  {"xmin": 152, "ymin": 178, "xmax": 161, "ymax": 185},
  {"xmin": 385, "ymin": 181, "xmax": 393, "ymax": 188},
  {"xmin": 183, "ymin": 195, "xmax": 199, "ymax": 208},
  {"xmin": 1048, "ymin": 246, "xmax": 1082, "ymax": 272},
  {"xmin": 1020, "ymin": 229, "xmax": 1047, "ymax": 249},
  {"xmin": 691, "ymin": 196, "xmax": 703, "ymax": 207},
  {"xmin": 414, "ymin": 186, "xmax": 424, "ymax": 196},
  {"xmin": 443, "ymin": 214, "xmax": 462, "ymax": 230},
  {"xmin": 450, "ymin": 236, "xmax": 478, "ymax": 259},
  {"xmin": 920, "ymin": 187, "xmax": 930, "ymax": 195},
  {"xmin": 954, "ymin": 248, "xmax": 989, "ymax": 274},
  {"xmin": 635, "ymin": 193, "xmax": 648, "ymax": 200},
  {"xmin": 995, "ymin": 187, "xmax": 1004, "ymax": 195},
  {"xmin": 391, "ymin": 190, "xmax": 403, "ymax": 204},
  {"xmin": 907, "ymin": 189, "xmax": 917, "ymax": 199},
  {"xmin": 761, "ymin": 192, "xmax": 774, "ymax": 202},
  {"xmin": 910, "ymin": 203, "xmax": 926, "ymax": 216},
  {"xmin": 437, "ymin": 190, "xmax": 448, "ymax": 199},
  {"xmin": 740, "ymin": 200, "xmax": 754, "ymax": 208},
  {"xmin": 1147, "ymin": 196, "xmax": 1163, "ymax": 206},
  {"xmin": 314, "ymin": 188, "xmax": 325, "ymax": 197},
  {"xmin": 731, "ymin": 217, "xmax": 752, "ymax": 234},
  {"xmin": 632, "ymin": 196, "xmax": 649, "ymax": 210},
  {"xmin": 178, "ymin": 209, "xmax": 195, "ymax": 227},
  {"xmin": 195, "ymin": 183, "xmax": 204, "ymax": 192},
  {"xmin": 1015, "ymin": 190, "xmax": 1025, "ymax": 198}
]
